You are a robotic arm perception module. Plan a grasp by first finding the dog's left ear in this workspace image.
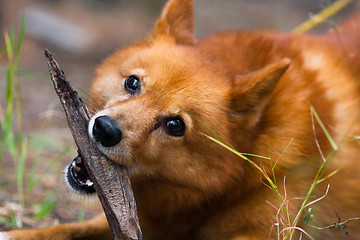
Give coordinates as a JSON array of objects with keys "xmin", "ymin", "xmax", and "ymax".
[
  {"xmin": 152, "ymin": 0, "xmax": 195, "ymax": 45},
  {"xmin": 230, "ymin": 59, "xmax": 290, "ymax": 126}
]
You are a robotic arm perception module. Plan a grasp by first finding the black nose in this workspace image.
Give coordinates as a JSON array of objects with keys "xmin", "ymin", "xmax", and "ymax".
[{"xmin": 92, "ymin": 115, "xmax": 122, "ymax": 147}]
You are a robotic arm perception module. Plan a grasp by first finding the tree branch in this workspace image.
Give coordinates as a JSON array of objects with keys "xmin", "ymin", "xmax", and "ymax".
[{"xmin": 44, "ymin": 49, "xmax": 142, "ymax": 240}]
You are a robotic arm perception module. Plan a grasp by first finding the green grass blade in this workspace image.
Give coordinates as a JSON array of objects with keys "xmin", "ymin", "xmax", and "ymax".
[
  {"xmin": 5, "ymin": 64, "xmax": 13, "ymax": 105},
  {"xmin": 0, "ymin": 45, "xmax": 7, "ymax": 56},
  {"xmin": 27, "ymin": 154, "xmax": 40, "ymax": 192},
  {"xmin": 316, "ymin": 169, "xmax": 340, "ymax": 184},
  {"xmin": 17, "ymin": 138, "xmax": 27, "ymax": 208},
  {"xmin": 0, "ymin": 215, "xmax": 18, "ymax": 229},
  {"xmin": 239, "ymin": 153, "xmax": 270, "ymax": 160},
  {"xmin": 13, "ymin": 15, "xmax": 26, "ymax": 135},
  {"xmin": 3, "ymin": 32, "xmax": 16, "ymax": 159},
  {"xmin": 7, "ymin": 27, "xmax": 15, "ymax": 63},
  {"xmin": 272, "ymin": 137, "xmax": 294, "ymax": 171},
  {"xmin": 34, "ymin": 191, "xmax": 59, "ymax": 219},
  {"xmin": 311, "ymin": 106, "xmax": 338, "ymax": 151},
  {"xmin": 27, "ymin": 145, "xmax": 70, "ymax": 192},
  {"xmin": 4, "ymin": 32, "xmax": 14, "ymax": 108},
  {"xmin": 206, "ymin": 135, "xmax": 264, "ymax": 172},
  {"xmin": 14, "ymin": 15, "xmax": 26, "ymax": 68}
]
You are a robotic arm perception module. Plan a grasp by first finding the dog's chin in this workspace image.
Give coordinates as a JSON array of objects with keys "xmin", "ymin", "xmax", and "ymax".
[{"xmin": 64, "ymin": 155, "xmax": 96, "ymax": 195}]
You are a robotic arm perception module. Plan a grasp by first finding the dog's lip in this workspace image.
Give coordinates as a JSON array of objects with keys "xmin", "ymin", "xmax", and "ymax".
[
  {"xmin": 66, "ymin": 155, "xmax": 96, "ymax": 194},
  {"xmin": 71, "ymin": 156, "xmax": 93, "ymax": 186}
]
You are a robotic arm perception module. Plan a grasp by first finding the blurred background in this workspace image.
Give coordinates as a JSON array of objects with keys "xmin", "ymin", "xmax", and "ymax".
[{"xmin": 0, "ymin": 0, "xmax": 359, "ymax": 231}]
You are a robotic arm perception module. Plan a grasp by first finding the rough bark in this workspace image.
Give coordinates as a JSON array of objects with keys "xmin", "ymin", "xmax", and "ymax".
[{"xmin": 45, "ymin": 49, "xmax": 142, "ymax": 240}]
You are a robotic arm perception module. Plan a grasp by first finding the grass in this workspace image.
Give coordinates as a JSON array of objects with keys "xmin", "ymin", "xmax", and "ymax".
[
  {"xmin": 208, "ymin": 106, "xmax": 359, "ymax": 239},
  {"xmin": 0, "ymin": 16, "xmax": 75, "ymax": 229},
  {"xmin": 1, "ymin": 15, "xmax": 27, "ymax": 214},
  {"xmin": 0, "ymin": 14, "xmax": 104, "ymax": 231},
  {"xmin": 33, "ymin": 191, "xmax": 59, "ymax": 220}
]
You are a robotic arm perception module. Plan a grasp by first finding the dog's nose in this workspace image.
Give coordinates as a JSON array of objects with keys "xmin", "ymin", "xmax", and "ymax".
[{"xmin": 92, "ymin": 115, "xmax": 122, "ymax": 147}]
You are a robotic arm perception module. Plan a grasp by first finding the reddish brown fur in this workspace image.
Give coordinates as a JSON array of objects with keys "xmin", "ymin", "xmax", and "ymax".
[{"xmin": 3, "ymin": 0, "xmax": 360, "ymax": 239}]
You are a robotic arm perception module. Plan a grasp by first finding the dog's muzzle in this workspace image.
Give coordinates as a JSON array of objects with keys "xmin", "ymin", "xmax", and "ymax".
[{"xmin": 65, "ymin": 115, "xmax": 122, "ymax": 194}]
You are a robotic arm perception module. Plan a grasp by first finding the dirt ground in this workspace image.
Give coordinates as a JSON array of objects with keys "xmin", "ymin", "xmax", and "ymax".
[{"xmin": 0, "ymin": 0, "xmax": 358, "ymax": 232}]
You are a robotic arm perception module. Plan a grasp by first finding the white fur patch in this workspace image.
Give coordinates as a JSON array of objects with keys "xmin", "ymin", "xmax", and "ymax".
[
  {"xmin": 63, "ymin": 164, "xmax": 75, "ymax": 193},
  {"xmin": 88, "ymin": 109, "xmax": 111, "ymax": 143},
  {"xmin": 0, "ymin": 233, "xmax": 12, "ymax": 240},
  {"xmin": 302, "ymin": 51, "xmax": 325, "ymax": 71},
  {"xmin": 302, "ymin": 47, "xmax": 359, "ymax": 154}
]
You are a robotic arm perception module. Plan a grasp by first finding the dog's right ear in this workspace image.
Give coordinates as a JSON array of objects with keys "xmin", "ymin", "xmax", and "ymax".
[
  {"xmin": 152, "ymin": 0, "xmax": 195, "ymax": 45},
  {"xmin": 230, "ymin": 59, "xmax": 290, "ymax": 127}
]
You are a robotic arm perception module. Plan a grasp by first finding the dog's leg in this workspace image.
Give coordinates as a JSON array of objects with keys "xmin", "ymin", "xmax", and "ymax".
[{"xmin": 0, "ymin": 214, "xmax": 112, "ymax": 240}]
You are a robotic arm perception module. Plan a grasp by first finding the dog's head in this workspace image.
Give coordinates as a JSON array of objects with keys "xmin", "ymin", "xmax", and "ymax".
[{"xmin": 68, "ymin": 0, "xmax": 289, "ymax": 214}]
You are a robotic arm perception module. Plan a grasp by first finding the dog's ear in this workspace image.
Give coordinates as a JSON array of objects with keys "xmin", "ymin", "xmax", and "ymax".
[
  {"xmin": 152, "ymin": 0, "xmax": 195, "ymax": 45},
  {"xmin": 230, "ymin": 59, "xmax": 290, "ymax": 126}
]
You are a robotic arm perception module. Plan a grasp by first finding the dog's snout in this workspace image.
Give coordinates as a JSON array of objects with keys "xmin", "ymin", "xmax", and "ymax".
[{"xmin": 92, "ymin": 115, "xmax": 122, "ymax": 147}]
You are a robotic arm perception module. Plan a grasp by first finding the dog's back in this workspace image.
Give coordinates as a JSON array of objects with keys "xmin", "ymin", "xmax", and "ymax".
[{"xmin": 180, "ymin": 26, "xmax": 360, "ymax": 239}]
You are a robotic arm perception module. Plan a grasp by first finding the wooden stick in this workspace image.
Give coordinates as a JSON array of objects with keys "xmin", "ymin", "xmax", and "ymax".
[{"xmin": 44, "ymin": 49, "xmax": 142, "ymax": 240}]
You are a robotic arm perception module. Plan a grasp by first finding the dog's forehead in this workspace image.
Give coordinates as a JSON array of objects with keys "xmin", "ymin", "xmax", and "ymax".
[
  {"xmin": 94, "ymin": 41, "xmax": 227, "ymax": 114},
  {"xmin": 124, "ymin": 44, "xmax": 204, "ymax": 93},
  {"xmin": 130, "ymin": 44, "xmax": 192, "ymax": 79}
]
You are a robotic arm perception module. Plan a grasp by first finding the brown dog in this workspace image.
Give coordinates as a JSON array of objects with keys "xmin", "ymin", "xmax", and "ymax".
[{"xmin": 2, "ymin": 0, "xmax": 360, "ymax": 239}]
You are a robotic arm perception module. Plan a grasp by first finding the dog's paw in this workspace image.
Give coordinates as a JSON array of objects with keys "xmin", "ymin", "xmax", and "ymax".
[{"xmin": 0, "ymin": 233, "xmax": 11, "ymax": 240}]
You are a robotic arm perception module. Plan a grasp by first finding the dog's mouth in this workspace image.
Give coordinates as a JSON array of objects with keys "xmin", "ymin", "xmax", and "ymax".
[{"xmin": 65, "ymin": 155, "xmax": 96, "ymax": 194}]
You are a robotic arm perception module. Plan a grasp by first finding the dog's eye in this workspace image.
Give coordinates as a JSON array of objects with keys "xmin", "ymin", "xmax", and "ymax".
[
  {"xmin": 124, "ymin": 75, "xmax": 141, "ymax": 94},
  {"xmin": 165, "ymin": 117, "xmax": 185, "ymax": 136}
]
